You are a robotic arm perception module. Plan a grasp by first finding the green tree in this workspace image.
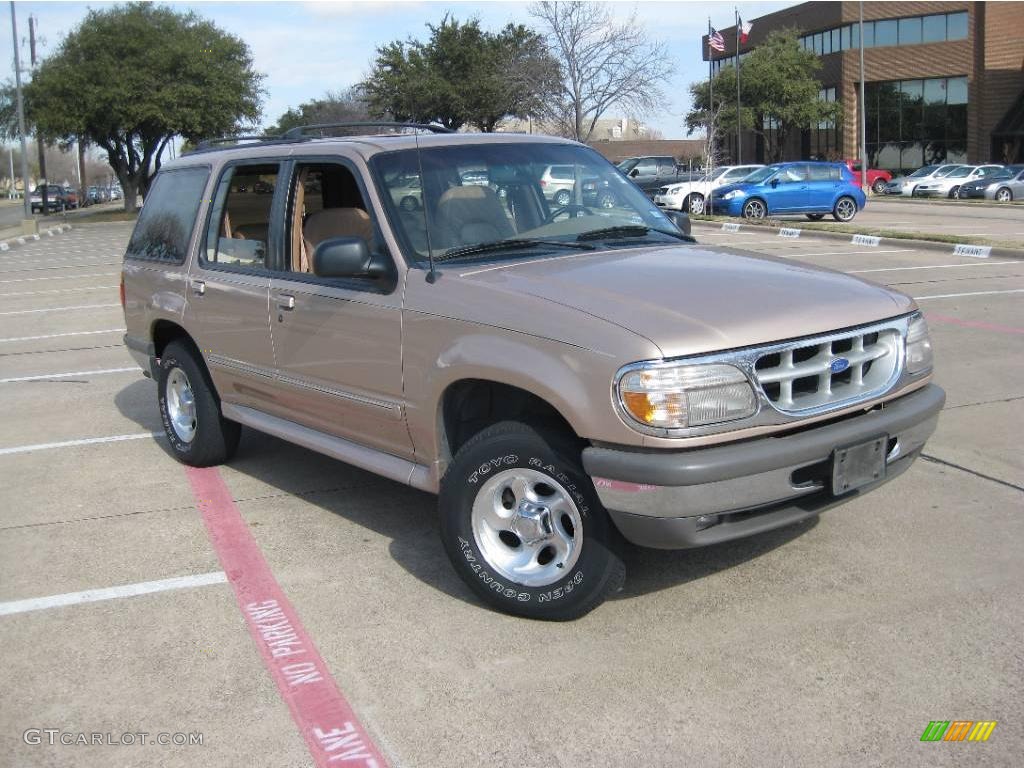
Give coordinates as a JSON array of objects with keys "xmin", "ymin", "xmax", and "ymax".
[
  {"xmin": 268, "ymin": 88, "xmax": 375, "ymax": 136},
  {"xmin": 686, "ymin": 29, "xmax": 841, "ymax": 162},
  {"xmin": 362, "ymin": 16, "xmax": 557, "ymax": 132},
  {"xmin": 25, "ymin": 4, "xmax": 262, "ymax": 209}
]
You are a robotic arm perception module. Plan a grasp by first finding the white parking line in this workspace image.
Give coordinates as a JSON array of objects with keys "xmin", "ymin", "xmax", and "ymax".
[
  {"xmin": 0, "ymin": 272, "xmax": 118, "ymax": 284},
  {"xmin": 851, "ymin": 261, "xmax": 1020, "ymax": 274},
  {"xmin": 915, "ymin": 289, "xmax": 1024, "ymax": 301},
  {"xmin": 0, "ymin": 285, "xmax": 117, "ymax": 297},
  {"xmin": 778, "ymin": 249, "xmax": 914, "ymax": 257},
  {"xmin": 0, "ymin": 303, "xmax": 120, "ymax": 316},
  {"xmin": 0, "ymin": 572, "xmax": 228, "ymax": 617},
  {"xmin": 0, "ymin": 431, "xmax": 160, "ymax": 456},
  {"xmin": 0, "ymin": 367, "xmax": 138, "ymax": 384},
  {"xmin": 0, "ymin": 328, "xmax": 126, "ymax": 344}
]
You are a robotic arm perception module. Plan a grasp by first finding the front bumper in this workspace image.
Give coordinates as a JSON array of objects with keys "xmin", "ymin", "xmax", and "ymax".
[
  {"xmin": 710, "ymin": 196, "xmax": 744, "ymax": 216},
  {"xmin": 584, "ymin": 384, "xmax": 944, "ymax": 549},
  {"xmin": 654, "ymin": 193, "xmax": 684, "ymax": 210}
]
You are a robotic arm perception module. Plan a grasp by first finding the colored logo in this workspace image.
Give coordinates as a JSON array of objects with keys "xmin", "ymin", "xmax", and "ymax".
[
  {"xmin": 920, "ymin": 721, "xmax": 997, "ymax": 742},
  {"xmin": 830, "ymin": 357, "xmax": 850, "ymax": 374}
]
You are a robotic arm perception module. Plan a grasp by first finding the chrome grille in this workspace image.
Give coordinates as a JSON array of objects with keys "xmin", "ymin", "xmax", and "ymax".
[{"xmin": 754, "ymin": 327, "xmax": 901, "ymax": 412}]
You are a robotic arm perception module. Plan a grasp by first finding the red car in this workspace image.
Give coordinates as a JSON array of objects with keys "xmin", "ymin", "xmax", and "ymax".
[{"xmin": 843, "ymin": 160, "xmax": 892, "ymax": 194}]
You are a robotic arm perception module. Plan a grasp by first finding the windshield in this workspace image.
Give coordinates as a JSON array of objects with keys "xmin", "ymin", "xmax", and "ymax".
[
  {"xmin": 909, "ymin": 165, "xmax": 939, "ymax": 178},
  {"xmin": 616, "ymin": 158, "xmax": 639, "ymax": 172},
  {"xmin": 947, "ymin": 167, "xmax": 974, "ymax": 178},
  {"xmin": 370, "ymin": 142, "xmax": 683, "ymax": 263},
  {"xmin": 739, "ymin": 166, "xmax": 779, "ymax": 184}
]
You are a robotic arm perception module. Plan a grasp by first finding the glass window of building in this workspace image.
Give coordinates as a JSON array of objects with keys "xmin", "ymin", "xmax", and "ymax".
[
  {"xmin": 947, "ymin": 12, "xmax": 968, "ymax": 40},
  {"xmin": 874, "ymin": 19, "xmax": 897, "ymax": 47},
  {"xmin": 841, "ymin": 25, "xmax": 852, "ymax": 50},
  {"xmin": 946, "ymin": 76, "xmax": 968, "ymax": 105},
  {"xmin": 921, "ymin": 14, "xmax": 946, "ymax": 43},
  {"xmin": 862, "ymin": 21, "xmax": 875, "ymax": 48},
  {"xmin": 830, "ymin": 28, "xmax": 840, "ymax": 52},
  {"xmin": 898, "ymin": 17, "xmax": 922, "ymax": 45}
]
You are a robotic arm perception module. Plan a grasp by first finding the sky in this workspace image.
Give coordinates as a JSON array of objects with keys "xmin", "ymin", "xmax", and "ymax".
[{"xmin": 3, "ymin": 0, "xmax": 795, "ymax": 140}]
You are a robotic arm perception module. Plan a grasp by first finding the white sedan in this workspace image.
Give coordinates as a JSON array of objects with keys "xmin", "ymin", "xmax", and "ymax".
[
  {"xmin": 654, "ymin": 165, "xmax": 764, "ymax": 213},
  {"xmin": 913, "ymin": 165, "xmax": 1004, "ymax": 198}
]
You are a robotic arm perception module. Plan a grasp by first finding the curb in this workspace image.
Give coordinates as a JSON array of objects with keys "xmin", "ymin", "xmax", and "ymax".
[
  {"xmin": 691, "ymin": 219, "xmax": 1024, "ymax": 260},
  {"xmin": 0, "ymin": 223, "xmax": 73, "ymax": 252}
]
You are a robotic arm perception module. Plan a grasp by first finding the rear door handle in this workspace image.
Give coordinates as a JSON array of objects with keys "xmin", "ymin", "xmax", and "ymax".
[
  {"xmin": 191, "ymin": 280, "xmax": 205, "ymax": 296},
  {"xmin": 277, "ymin": 295, "xmax": 295, "ymax": 311}
]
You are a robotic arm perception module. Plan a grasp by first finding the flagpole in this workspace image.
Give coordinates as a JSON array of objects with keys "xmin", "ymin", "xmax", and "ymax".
[{"xmin": 735, "ymin": 7, "xmax": 742, "ymax": 163}]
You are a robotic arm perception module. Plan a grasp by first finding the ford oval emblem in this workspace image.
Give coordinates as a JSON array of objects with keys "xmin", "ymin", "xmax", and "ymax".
[{"xmin": 830, "ymin": 357, "xmax": 850, "ymax": 374}]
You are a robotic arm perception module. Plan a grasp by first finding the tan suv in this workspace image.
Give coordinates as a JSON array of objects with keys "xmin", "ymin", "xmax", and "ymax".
[{"xmin": 122, "ymin": 124, "xmax": 944, "ymax": 620}]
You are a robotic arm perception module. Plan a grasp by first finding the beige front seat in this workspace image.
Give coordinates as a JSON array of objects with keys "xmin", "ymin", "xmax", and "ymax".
[
  {"xmin": 303, "ymin": 207, "xmax": 374, "ymax": 259},
  {"xmin": 436, "ymin": 185, "xmax": 514, "ymax": 246}
]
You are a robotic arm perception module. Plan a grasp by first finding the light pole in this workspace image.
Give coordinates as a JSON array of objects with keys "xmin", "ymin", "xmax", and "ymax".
[
  {"xmin": 858, "ymin": 1, "xmax": 869, "ymax": 194},
  {"xmin": 10, "ymin": 1, "xmax": 33, "ymax": 221}
]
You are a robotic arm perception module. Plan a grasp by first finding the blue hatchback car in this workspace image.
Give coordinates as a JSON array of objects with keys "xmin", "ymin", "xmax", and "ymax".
[{"xmin": 710, "ymin": 161, "xmax": 866, "ymax": 222}]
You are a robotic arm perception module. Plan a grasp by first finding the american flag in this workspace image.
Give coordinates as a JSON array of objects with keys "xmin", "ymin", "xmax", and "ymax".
[{"xmin": 709, "ymin": 28, "xmax": 726, "ymax": 53}]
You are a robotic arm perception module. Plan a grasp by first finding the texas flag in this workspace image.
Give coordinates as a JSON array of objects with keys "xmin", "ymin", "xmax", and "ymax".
[{"xmin": 739, "ymin": 17, "xmax": 753, "ymax": 44}]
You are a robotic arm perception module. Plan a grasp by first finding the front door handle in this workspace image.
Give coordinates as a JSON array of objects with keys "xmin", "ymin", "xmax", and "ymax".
[
  {"xmin": 192, "ymin": 280, "xmax": 205, "ymax": 296},
  {"xmin": 277, "ymin": 295, "xmax": 295, "ymax": 311}
]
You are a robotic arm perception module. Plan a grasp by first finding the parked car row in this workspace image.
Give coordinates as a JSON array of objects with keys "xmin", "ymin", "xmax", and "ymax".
[
  {"xmin": 883, "ymin": 163, "xmax": 1018, "ymax": 199},
  {"xmin": 29, "ymin": 184, "xmax": 84, "ymax": 213}
]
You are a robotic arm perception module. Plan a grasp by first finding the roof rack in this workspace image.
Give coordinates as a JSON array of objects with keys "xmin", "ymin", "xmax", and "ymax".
[
  {"xmin": 193, "ymin": 135, "xmax": 282, "ymax": 151},
  {"xmin": 281, "ymin": 121, "xmax": 453, "ymax": 139}
]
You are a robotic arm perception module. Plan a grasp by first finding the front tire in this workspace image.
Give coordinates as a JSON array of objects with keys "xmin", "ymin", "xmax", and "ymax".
[
  {"xmin": 439, "ymin": 421, "xmax": 625, "ymax": 620},
  {"xmin": 871, "ymin": 179, "xmax": 887, "ymax": 194},
  {"xmin": 158, "ymin": 340, "xmax": 240, "ymax": 467},
  {"xmin": 742, "ymin": 198, "xmax": 766, "ymax": 219},
  {"xmin": 832, "ymin": 195, "xmax": 858, "ymax": 222},
  {"xmin": 949, "ymin": 186, "xmax": 961, "ymax": 199},
  {"xmin": 995, "ymin": 187, "xmax": 1013, "ymax": 202}
]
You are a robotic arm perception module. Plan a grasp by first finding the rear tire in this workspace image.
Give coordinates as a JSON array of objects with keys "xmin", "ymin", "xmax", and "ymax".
[
  {"xmin": 832, "ymin": 196, "xmax": 858, "ymax": 222},
  {"xmin": 949, "ymin": 186, "xmax": 961, "ymax": 199},
  {"xmin": 554, "ymin": 189, "xmax": 571, "ymax": 207},
  {"xmin": 871, "ymin": 179, "xmax": 887, "ymax": 194},
  {"xmin": 687, "ymin": 193, "xmax": 705, "ymax": 214},
  {"xmin": 158, "ymin": 340, "xmax": 240, "ymax": 467},
  {"xmin": 439, "ymin": 421, "xmax": 625, "ymax": 621}
]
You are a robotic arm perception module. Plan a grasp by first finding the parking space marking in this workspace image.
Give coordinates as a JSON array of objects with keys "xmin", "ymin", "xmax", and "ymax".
[
  {"xmin": 188, "ymin": 466, "xmax": 390, "ymax": 768},
  {"xmin": 0, "ymin": 271, "xmax": 118, "ymax": 284},
  {"xmin": 915, "ymin": 288, "xmax": 1024, "ymax": 301},
  {"xmin": 0, "ymin": 285, "xmax": 117, "ymax": 297},
  {"xmin": 0, "ymin": 432, "xmax": 159, "ymax": 456},
  {"xmin": 0, "ymin": 367, "xmax": 137, "ymax": 384},
  {"xmin": 777, "ymin": 249, "xmax": 914, "ymax": 257},
  {"xmin": 925, "ymin": 313, "xmax": 1024, "ymax": 336},
  {"xmin": 0, "ymin": 328, "xmax": 125, "ymax": 344},
  {"xmin": 0, "ymin": 303, "xmax": 120, "ymax": 316},
  {"xmin": 850, "ymin": 261, "xmax": 1020, "ymax": 274},
  {"xmin": 0, "ymin": 572, "xmax": 227, "ymax": 617}
]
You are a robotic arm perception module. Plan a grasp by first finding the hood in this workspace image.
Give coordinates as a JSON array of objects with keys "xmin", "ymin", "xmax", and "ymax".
[
  {"xmin": 452, "ymin": 243, "xmax": 915, "ymax": 359},
  {"xmin": 712, "ymin": 181, "xmax": 752, "ymax": 196}
]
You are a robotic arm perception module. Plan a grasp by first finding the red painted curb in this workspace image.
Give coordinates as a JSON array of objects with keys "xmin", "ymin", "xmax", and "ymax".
[{"xmin": 186, "ymin": 466, "xmax": 389, "ymax": 768}]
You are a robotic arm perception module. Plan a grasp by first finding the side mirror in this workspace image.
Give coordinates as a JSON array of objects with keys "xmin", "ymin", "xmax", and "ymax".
[
  {"xmin": 313, "ymin": 237, "xmax": 387, "ymax": 279},
  {"xmin": 663, "ymin": 210, "xmax": 692, "ymax": 236},
  {"xmin": 770, "ymin": 178, "xmax": 779, "ymax": 188}
]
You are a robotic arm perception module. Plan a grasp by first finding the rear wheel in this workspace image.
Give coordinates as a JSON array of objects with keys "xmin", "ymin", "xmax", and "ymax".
[
  {"xmin": 995, "ymin": 187, "xmax": 1013, "ymax": 202},
  {"xmin": 553, "ymin": 189, "xmax": 571, "ymax": 207},
  {"xmin": 439, "ymin": 421, "xmax": 625, "ymax": 620},
  {"xmin": 158, "ymin": 340, "xmax": 240, "ymax": 466},
  {"xmin": 596, "ymin": 191, "xmax": 616, "ymax": 209},
  {"xmin": 686, "ymin": 193, "xmax": 705, "ymax": 214},
  {"xmin": 742, "ymin": 198, "xmax": 766, "ymax": 219},
  {"xmin": 832, "ymin": 196, "xmax": 858, "ymax": 222},
  {"xmin": 871, "ymin": 179, "xmax": 887, "ymax": 194},
  {"xmin": 949, "ymin": 186, "xmax": 961, "ymax": 199}
]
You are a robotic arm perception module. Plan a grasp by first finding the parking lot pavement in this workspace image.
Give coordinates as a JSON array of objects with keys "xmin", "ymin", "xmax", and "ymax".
[{"xmin": 1, "ymin": 223, "xmax": 1021, "ymax": 767}]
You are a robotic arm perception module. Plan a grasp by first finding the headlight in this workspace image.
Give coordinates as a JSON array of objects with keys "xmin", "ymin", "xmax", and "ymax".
[
  {"xmin": 665, "ymin": 186, "xmax": 682, "ymax": 194},
  {"xmin": 906, "ymin": 314, "xmax": 933, "ymax": 375},
  {"xmin": 617, "ymin": 363, "xmax": 757, "ymax": 431},
  {"xmin": 723, "ymin": 190, "xmax": 744, "ymax": 200}
]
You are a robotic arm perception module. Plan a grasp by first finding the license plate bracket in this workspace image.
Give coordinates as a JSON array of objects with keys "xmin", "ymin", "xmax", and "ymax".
[{"xmin": 832, "ymin": 435, "xmax": 888, "ymax": 495}]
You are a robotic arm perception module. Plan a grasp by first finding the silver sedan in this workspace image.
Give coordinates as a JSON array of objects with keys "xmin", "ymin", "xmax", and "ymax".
[{"xmin": 984, "ymin": 165, "xmax": 1024, "ymax": 202}]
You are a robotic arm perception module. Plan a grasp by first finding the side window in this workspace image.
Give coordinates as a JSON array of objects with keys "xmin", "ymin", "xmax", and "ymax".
[
  {"xmin": 203, "ymin": 163, "xmax": 280, "ymax": 270},
  {"xmin": 286, "ymin": 161, "xmax": 382, "ymax": 277},
  {"xmin": 807, "ymin": 165, "xmax": 832, "ymax": 181},
  {"xmin": 633, "ymin": 160, "xmax": 657, "ymax": 176},
  {"xmin": 656, "ymin": 161, "xmax": 676, "ymax": 175},
  {"xmin": 780, "ymin": 165, "xmax": 808, "ymax": 183},
  {"xmin": 126, "ymin": 166, "xmax": 210, "ymax": 264}
]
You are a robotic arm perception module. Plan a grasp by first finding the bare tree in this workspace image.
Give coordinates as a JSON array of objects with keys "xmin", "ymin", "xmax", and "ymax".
[{"xmin": 529, "ymin": 1, "xmax": 671, "ymax": 142}]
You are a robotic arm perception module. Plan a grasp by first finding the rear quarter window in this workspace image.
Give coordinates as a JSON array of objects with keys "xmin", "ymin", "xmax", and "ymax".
[{"xmin": 126, "ymin": 166, "xmax": 210, "ymax": 264}]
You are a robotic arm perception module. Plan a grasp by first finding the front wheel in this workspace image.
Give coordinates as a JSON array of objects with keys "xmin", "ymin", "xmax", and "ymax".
[
  {"xmin": 871, "ymin": 179, "xmax": 887, "ymax": 195},
  {"xmin": 439, "ymin": 421, "xmax": 625, "ymax": 620},
  {"xmin": 686, "ymin": 193, "xmax": 705, "ymax": 214},
  {"xmin": 995, "ymin": 187, "xmax": 1013, "ymax": 202},
  {"xmin": 158, "ymin": 340, "xmax": 240, "ymax": 466},
  {"xmin": 949, "ymin": 186, "xmax": 961, "ymax": 199},
  {"xmin": 832, "ymin": 196, "xmax": 858, "ymax": 222},
  {"xmin": 742, "ymin": 198, "xmax": 766, "ymax": 219}
]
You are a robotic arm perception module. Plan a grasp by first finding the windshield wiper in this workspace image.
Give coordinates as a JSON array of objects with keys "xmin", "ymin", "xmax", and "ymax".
[
  {"xmin": 436, "ymin": 237, "xmax": 595, "ymax": 262},
  {"xmin": 576, "ymin": 225, "xmax": 689, "ymax": 242}
]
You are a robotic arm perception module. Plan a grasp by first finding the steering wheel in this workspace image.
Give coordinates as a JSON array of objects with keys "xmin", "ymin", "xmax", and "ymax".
[{"xmin": 545, "ymin": 203, "xmax": 595, "ymax": 223}]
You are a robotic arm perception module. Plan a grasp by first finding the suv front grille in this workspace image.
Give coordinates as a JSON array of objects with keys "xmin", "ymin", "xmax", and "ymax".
[{"xmin": 754, "ymin": 327, "xmax": 901, "ymax": 412}]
